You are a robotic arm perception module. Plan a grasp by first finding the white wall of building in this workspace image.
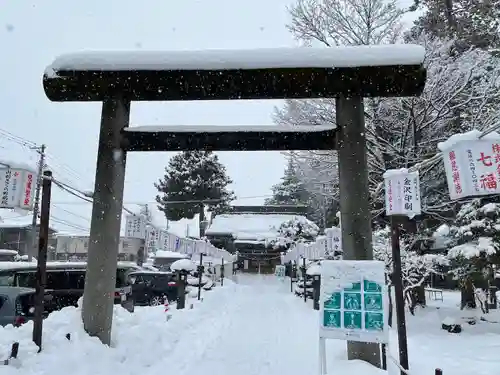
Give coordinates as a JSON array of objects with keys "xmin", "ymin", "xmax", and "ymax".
[{"xmin": 55, "ymin": 235, "xmax": 143, "ymax": 260}]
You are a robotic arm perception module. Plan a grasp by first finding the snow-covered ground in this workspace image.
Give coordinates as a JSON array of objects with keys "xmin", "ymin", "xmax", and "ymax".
[{"xmin": 1, "ymin": 277, "xmax": 499, "ymax": 375}]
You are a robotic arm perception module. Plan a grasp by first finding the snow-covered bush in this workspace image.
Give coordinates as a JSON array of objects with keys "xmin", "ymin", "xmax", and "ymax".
[
  {"xmin": 272, "ymin": 217, "xmax": 319, "ymax": 250},
  {"xmin": 373, "ymin": 227, "xmax": 447, "ymax": 314}
]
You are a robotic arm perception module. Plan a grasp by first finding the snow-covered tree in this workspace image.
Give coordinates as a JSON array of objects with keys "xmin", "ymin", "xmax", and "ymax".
[
  {"xmin": 369, "ymin": 36, "xmax": 500, "ymax": 218},
  {"xmin": 409, "ymin": 0, "xmax": 500, "ymax": 50},
  {"xmin": 278, "ymin": 0, "xmax": 407, "ymax": 222},
  {"xmin": 155, "ymin": 151, "xmax": 235, "ymax": 221},
  {"xmin": 281, "ymin": 0, "xmax": 500, "ymax": 225},
  {"xmin": 289, "ymin": 151, "xmax": 339, "ymax": 227},
  {"xmin": 372, "ymin": 228, "xmax": 447, "ymax": 316},
  {"xmin": 443, "ymin": 199, "xmax": 500, "ymax": 309},
  {"xmin": 265, "ymin": 159, "xmax": 308, "ymax": 205},
  {"xmin": 287, "ymin": 0, "xmax": 405, "ymax": 46},
  {"xmin": 272, "ymin": 217, "xmax": 320, "ymax": 250}
]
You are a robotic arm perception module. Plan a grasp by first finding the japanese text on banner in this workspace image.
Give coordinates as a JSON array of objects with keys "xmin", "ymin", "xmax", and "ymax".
[
  {"xmin": 442, "ymin": 139, "xmax": 500, "ymax": 199},
  {"xmin": 383, "ymin": 170, "xmax": 421, "ymax": 218}
]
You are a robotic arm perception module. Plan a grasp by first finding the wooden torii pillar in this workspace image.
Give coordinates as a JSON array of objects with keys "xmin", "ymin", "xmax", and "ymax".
[{"xmin": 42, "ymin": 46, "xmax": 426, "ymax": 366}]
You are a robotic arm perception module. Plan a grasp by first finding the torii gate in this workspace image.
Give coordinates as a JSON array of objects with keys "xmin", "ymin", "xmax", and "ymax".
[{"xmin": 42, "ymin": 45, "xmax": 426, "ymax": 367}]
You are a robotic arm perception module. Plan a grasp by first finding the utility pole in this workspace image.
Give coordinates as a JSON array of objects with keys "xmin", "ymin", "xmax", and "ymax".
[
  {"xmin": 32, "ymin": 170, "xmax": 52, "ymax": 351},
  {"xmin": 29, "ymin": 144, "xmax": 46, "ymax": 262},
  {"xmin": 139, "ymin": 204, "xmax": 149, "ymax": 266}
]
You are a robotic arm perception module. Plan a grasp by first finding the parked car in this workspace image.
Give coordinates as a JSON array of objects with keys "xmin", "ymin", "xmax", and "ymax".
[
  {"xmin": 128, "ymin": 271, "xmax": 182, "ymax": 305},
  {"xmin": 0, "ymin": 287, "xmax": 50, "ymax": 327},
  {"xmin": 0, "ymin": 262, "xmax": 139, "ymax": 313},
  {"xmin": 0, "ymin": 250, "xmax": 19, "ymax": 262}
]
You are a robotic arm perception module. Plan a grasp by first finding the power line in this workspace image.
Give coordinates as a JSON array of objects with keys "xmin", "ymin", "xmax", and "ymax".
[
  {"xmin": 52, "ymin": 204, "xmax": 91, "ymax": 223},
  {"xmin": 49, "ymin": 215, "xmax": 90, "ymax": 232},
  {"xmin": 52, "ymin": 194, "xmax": 274, "ymax": 205},
  {"xmin": 0, "ymin": 128, "xmax": 37, "ymax": 148}
]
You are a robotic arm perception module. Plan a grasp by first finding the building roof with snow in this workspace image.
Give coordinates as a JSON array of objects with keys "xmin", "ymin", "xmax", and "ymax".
[
  {"xmin": 0, "ymin": 214, "xmax": 57, "ymax": 231},
  {"xmin": 205, "ymin": 213, "xmax": 314, "ymax": 243}
]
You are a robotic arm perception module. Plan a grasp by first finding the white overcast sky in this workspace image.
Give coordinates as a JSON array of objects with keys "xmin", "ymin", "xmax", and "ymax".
[
  {"xmin": 0, "ymin": 0, "xmax": 301, "ymax": 236},
  {"xmin": 0, "ymin": 0, "xmax": 418, "ymax": 237}
]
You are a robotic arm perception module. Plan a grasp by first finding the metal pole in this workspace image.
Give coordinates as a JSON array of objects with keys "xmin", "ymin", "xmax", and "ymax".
[
  {"xmin": 32, "ymin": 170, "xmax": 52, "ymax": 351},
  {"xmin": 82, "ymin": 98, "xmax": 130, "ymax": 345},
  {"xmin": 28, "ymin": 144, "xmax": 46, "ymax": 262},
  {"xmin": 336, "ymin": 96, "xmax": 381, "ymax": 367},
  {"xmin": 381, "ymin": 344, "xmax": 387, "ymax": 370},
  {"xmin": 313, "ymin": 275, "xmax": 320, "ymax": 310},
  {"xmin": 199, "ymin": 204, "xmax": 206, "ymax": 238},
  {"xmin": 221, "ymin": 258, "xmax": 224, "ymax": 286},
  {"xmin": 176, "ymin": 271, "xmax": 186, "ymax": 309},
  {"xmin": 303, "ymin": 257, "xmax": 307, "ymax": 303},
  {"xmin": 390, "ymin": 217, "xmax": 409, "ymax": 375},
  {"xmin": 197, "ymin": 252, "xmax": 203, "ymax": 301}
]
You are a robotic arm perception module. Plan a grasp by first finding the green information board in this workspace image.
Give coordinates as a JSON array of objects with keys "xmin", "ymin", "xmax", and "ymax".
[{"xmin": 322, "ymin": 278, "xmax": 385, "ymax": 333}]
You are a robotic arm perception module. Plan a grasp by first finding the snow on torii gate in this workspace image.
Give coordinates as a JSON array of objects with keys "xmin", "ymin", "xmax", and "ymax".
[{"xmin": 42, "ymin": 46, "xmax": 426, "ymax": 361}]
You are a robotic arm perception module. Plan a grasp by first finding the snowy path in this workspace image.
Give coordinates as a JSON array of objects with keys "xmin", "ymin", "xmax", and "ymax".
[{"xmin": 166, "ymin": 275, "xmax": 319, "ymax": 375}]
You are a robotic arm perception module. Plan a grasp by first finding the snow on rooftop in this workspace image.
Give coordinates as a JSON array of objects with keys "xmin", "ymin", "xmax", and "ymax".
[
  {"xmin": 437, "ymin": 129, "xmax": 500, "ymax": 151},
  {"xmin": 153, "ymin": 250, "xmax": 188, "ymax": 259},
  {"xmin": 0, "ymin": 249, "xmax": 18, "ymax": 255},
  {"xmin": 206, "ymin": 213, "xmax": 312, "ymax": 241},
  {"xmin": 0, "ymin": 215, "xmax": 35, "ymax": 228},
  {"xmin": 45, "ymin": 45, "xmax": 425, "ymax": 77},
  {"xmin": 0, "ymin": 159, "xmax": 37, "ymax": 173},
  {"xmin": 125, "ymin": 125, "xmax": 336, "ymax": 133},
  {"xmin": 0, "ymin": 261, "xmax": 37, "ymax": 270}
]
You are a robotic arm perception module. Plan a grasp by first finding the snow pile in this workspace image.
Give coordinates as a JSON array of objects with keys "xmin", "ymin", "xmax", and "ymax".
[
  {"xmin": 170, "ymin": 259, "xmax": 196, "ymax": 271},
  {"xmin": 434, "ymin": 224, "xmax": 450, "ymax": 238},
  {"xmin": 0, "ymin": 280, "xmax": 237, "ymax": 375},
  {"xmin": 306, "ymin": 263, "xmax": 321, "ymax": 276}
]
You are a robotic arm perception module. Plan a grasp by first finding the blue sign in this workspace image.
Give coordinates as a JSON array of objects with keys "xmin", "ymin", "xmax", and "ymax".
[{"xmin": 322, "ymin": 279, "xmax": 385, "ymax": 333}]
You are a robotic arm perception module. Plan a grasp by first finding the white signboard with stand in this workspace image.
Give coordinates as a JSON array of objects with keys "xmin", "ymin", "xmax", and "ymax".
[
  {"xmin": 383, "ymin": 169, "xmax": 421, "ymax": 218},
  {"xmin": 438, "ymin": 130, "xmax": 500, "ymax": 199},
  {"xmin": 319, "ymin": 260, "xmax": 388, "ymax": 375}
]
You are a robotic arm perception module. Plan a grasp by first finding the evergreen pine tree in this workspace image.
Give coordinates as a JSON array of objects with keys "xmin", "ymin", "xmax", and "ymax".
[
  {"xmin": 155, "ymin": 151, "xmax": 235, "ymax": 221},
  {"xmin": 445, "ymin": 198, "xmax": 500, "ymax": 309},
  {"xmin": 265, "ymin": 159, "xmax": 307, "ymax": 205},
  {"xmin": 409, "ymin": 0, "xmax": 499, "ymax": 50}
]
